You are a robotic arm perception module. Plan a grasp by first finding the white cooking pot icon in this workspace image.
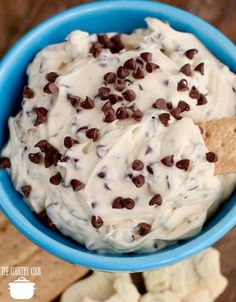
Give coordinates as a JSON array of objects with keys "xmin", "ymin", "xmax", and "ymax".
[{"xmin": 8, "ymin": 277, "xmax": 35, "ymax": 300}]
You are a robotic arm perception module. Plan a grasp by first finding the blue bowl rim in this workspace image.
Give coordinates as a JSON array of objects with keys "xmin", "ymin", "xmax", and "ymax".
[{"xmin": 0, "ymin": 0, "xmax": 235, "ymax": 271}]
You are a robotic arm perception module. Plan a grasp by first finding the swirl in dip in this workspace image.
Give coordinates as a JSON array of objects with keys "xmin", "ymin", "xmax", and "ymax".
[{"xmin": 1, "ymin": 18, "xmax": 236, "ymax": 253}]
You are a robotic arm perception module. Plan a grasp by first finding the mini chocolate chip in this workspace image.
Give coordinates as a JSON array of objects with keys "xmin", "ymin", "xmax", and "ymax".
[
  {"xmin": 147, "ymin": 164, "xmax": 154, "ymax": 175},
  {"xmin": 189, "ymin": 86, "xmax": 200, "ymax": 99},
  {"xmin": 110, "ymin": 33, "xmax": 122, "ymax": 43},
  {"xmin": 97, "ymin": 171, "xmax": 106, "ymax": 178},
  {"xmin": 132, "ymin": 67, "xmax": 145, "ymax": 79},
  {"xmin": 0, "ymin": 157, "xmax": 11, "ymax": 168},
  {"xmin": 46, "ymin": 72, "xmax": 59, "ymax": 83},
  {"xmin": 44, "ymin": 146, "xmax": 62, "ymax": 168},
  {"xmin": 140, "ymin": 52, "xmax": 152, "ymax": 62},
  {"xmin": 161, "ymin": 155, "xmax": 174, "ymax": 167},
  {"xmin": 180, "ymin": 63, "xmax": 191, "ymax": 76},
  {"xmin": 104, "ymin": 110, "xmax": 117, "ymax": 123},
  {"xmin": 91, "ymin": 215, "xmax": 103, "ymax": 228},
  {"xmin": 22, "ymin": 86, "xmax": 34, "ymax": 98},
  {"xmin": 137, "ymin": 223, "xmax": 151, "ymax": 236},
  {"xmin": 81, "ymin": 96, "xmax": 94, "ymax": 109},
  {"xmin": 97, "ymin": 34, "xmax": 109, "ymax": 44},
  {"xmin": 86, "ymin": 128, "xmax": 99, "ymax": 141},
  {"xmin": 124, "ymin": 198, "xmax": 135, "ymax": 210},
  {"xmin": 50, "ymin": 172, "xmax": 62, "ymax": 185},
  {"xmin": 67, "ymin": 93, "xmax": 80, "ymax": 108},
  {"xmin": 124, "ymin": 58, "xmax": 136, "ymax": 70},
  {"xmin": 149, "ymin": 194, "xmax": 162, "ymax": 206},
  {"xmin": 136, "ymin": 57, "xmax": 144, "ymax": 66},
  {"xmin": 28, "ymin": 152, "xmax": 41, "ymax": 164},
  {"xmin": 98, "ymin": 87, "xmax": 111, "ymax": 100},
  {"xmin": 159, "ymin": 113, "xmax": 170, "ymax": 126},
  {"xmin": 185, "ymin": 49, "xmax": 198, "ymax": 59},
  {"xmin": 145, "ymin": 146, "xmax": 153, "ymax": 154},
  {"xmin": 206, "ymin": 152, "xmax": 218, "ymax": 163},
  {"xmin": 34, "ymin": 140, "xmax": 49, "ymax": 152},
  {"xmin": 117, "ymin": 66, "xmax": 129, "ymax": 79},
  {"xmin": 171, "ymin": 107, "xmax": 182, "ymax": 120},
  {"xmin": 102, "ymin": 101, "xmax": 112, "ymax": 113},
  {"xmin": 194, "ymin": 63, "xmax": 205, "ymax": 75},
  {"xmin": 132, "ymin": 175, "xmax": 145, "ymax": 188},
  {"xmin": 178, "ymin": 101, "xmax": 190, "ymax": 112},
  {"xmin": 131, "ymin": 109, "xmax": 143, "ymax": 121},
  {"xmin": 116, "ymin": 107, "xmax": 129, "ymax": 119},
  {"xmin": 197, "ymin": 94, "xmax": 208, "ymax": 106},
  {"xmin": 109, "ymin": 94, "xmax": 123, "ymax": 105},
  {"xmin": 21, "ymin": 185, "xmax": 32, "ymax": 198},
  {"xmin": 114, "ymin": 79, "xmax": 126, "ymax": 92},
  {"xmin": 112, "ymin": 197, "xmax": 125, "ymax": 209},
  {"xmin": 90, "ymin": 42, "xmax": 101, "ymax": 58},
  {"xmin": 167, "ymin": 102, "xmax": 173, "ymax": 110},
  {"xmin": 177, "ymin": 79, "xmax": 189, "ymax": 91},
  {"xmin": 176, "ymin": 159, "xmax": 190, "ymax": 171},
  {"xmin": 33, "ymin": 107, "xmax": 48, "ymax": 126},
  {"xmin": 64, "ymin": 136, "xmax": 78, "ymax": 148},
  {"xmin": 146, "ymin": 62, "xmax": 160, "ymax": 73},
  {"xmin": 132, "ymin": 159, "xmax": 144, "ymax": 171},
  {"xmin": 152, "ymin": 98, "xmax": 167, "ymax": 110},
  {"xmin": 43, "ymin": 83, "xmax": 59, "ymax": 96},
  {"xmin": 71, "ymin": 179, "xmax": 85, "ymax": 191},
  {"xmin": 104, "ymin": 72, "xmax": 116, "ymax": 84},
  {"xmin": 122, "ymin": 89, "xmax": 136, "ymax": 102}
]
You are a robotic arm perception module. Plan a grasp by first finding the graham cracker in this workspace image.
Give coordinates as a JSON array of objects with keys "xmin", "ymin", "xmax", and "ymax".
[{"xmin": 198, "ymin": 117, "xmax": 236, "ymax": 175}]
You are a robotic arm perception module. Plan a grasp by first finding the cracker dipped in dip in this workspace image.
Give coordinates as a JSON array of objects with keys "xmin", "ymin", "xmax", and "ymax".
[{"xmin": 1, "ymin": 18, "xmax": 236, "ymax": 253}]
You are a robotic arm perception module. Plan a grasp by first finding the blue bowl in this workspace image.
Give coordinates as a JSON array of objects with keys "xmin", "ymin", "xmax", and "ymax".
[{"xmin": 0, "ymin": 0, "xmax": 235, "ymax": 272}]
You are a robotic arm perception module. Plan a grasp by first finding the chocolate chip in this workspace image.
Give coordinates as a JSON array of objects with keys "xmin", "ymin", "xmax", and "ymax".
[
  {"xmin": 28, "ymin": 152, "xmax": 41, "ymax": 164},
  {"xmin": 0, "ymin": 157, "xmax": 11, "ymax": 168},
  {"xmin": 197, "ymin": 94, "xmax": 208, "ymax": 106},
  {"xmin": 112, "ymin": 197, "xmax": 125, "ymax": 209},
  {"xmin": 91, "ymin": 216, "xmax": 103, "ymax": 228},
  {"xmin": 122, "ymin": 89, "xmax": 136, "ymax": 102},
  {"xmin": 116, "ymin": 107, "xmax": 129, "ymax": 119},
  {"xmin": 189, "ymin": 86, "xmax": 200, "ymax": 99},
  {"xmin": 124, "ymin": 198, "xmax": 135, "ymax": 210},
  {"xmin": 132, "ymin": 175, "xmax": 145, "ymax": 188},
  {"xmin": 131, "ymin": 109, "xmax": 143, "ymax": 121},
  {"xmin": 149, "ymin": 194, "xmax": 162, "ymax": 206},
  {"xmin": 21, "ymin": 185, "xmax": 32, "ymax": 198},
  {"xmin": 185, "ymin": 49, "xmax": 198, "ymax": 59},
  {"xmin": 124, "ymin": 58, "xmax": 136, "ymax": 70},
  {"xmin": 132, "ymin": 159, "xmax": 144, "ymax": 171},
  {"xmin": 98, "ymin": 87, "xmax": 111, "ymax": 100},
  {"xmin": 97, "ymin": 171, "xmax": 106, "ymax": 178},
  {"xmin": 46, "ymin": 72, "xmax": 59, "ymax": 83},
  {"xmin": 104, "ymin": 72, "xmax": 116, "ymax": 84},
  {"xmin": 180, "ymin": 63, "xmax": 191, "ymax": 76},
  {"xmin": 132, "ymin": 67, "xmax": 145, "ymax": 79},
  {"xmin": 86, "ymin": 128, "xmax": 99, "ymax": 141},
  {"xmin": 146, "ymin": 62, "xmax": 160, "ymax": 73},
  {"xmin": 114, "ymin": 79, "xmax": 126, "ymax": 92},
  {"xmin": 22, "ymin": 86, "xmax": 34, "ymax": 98},
  {"xmin": 137, "ymin": 223, "xmax": 151, "ymax": 236},
  {"xmin": 140, "ymin": 52, "xmax": 152, "ymax": 62},
  {"xmin": 177, "ymin": 79, "xmax": 189, "ymax": 91},
  {"xmin": 34, "ymin": 140, "xmax": 49, "ymax": 152},
  {"xmin": 146, "ymin": 164, "xmax": 153, "ymax": 175},
  {"xmin": 177, "ymin": 101, "xmax": 190, "ymax": 112},
  {"xmin": 71, "ymin": 179, "xmax": 85, "ymax": 191},
  {"xmin": 176, "ymin": 159, "xmax": 190, "ymax": 171},
  {"xmin": 206, "ymin": 152, "xmax": 218, "ymax": 163},
  {"xmin": 43, "ymin": 83, "xmax": 59, "ymax": 96},
  {"xmin": 136, "ymin": 57, "xmax": 144, "ymax": 66},
  {"xmin": 152, "ymin": 98, "xmax": 167, "ymax": 110},
  {"xmin": 117, "ymin": 66, "xmax": 129, "ymax": 79},
  {"xmin": 64, "ymin": 136, "xmax": 78, "ymax": 148},
  {"xmin": 102, "ymin": 101, "xmax": 112, "ymax": 113},
  {"xmin": 194, "ymin": 63, "xmax": 205, "ymax": 75},
  {"xmin": 67, "ymin": 93, "xmax": 80, "ymax": 108},
  {"xmin": 171, "ymin": 107, "xmax": 182, "ymax": 120},
  {"xmin": 97, "ymin": 34, "xmax": 109, "ymax": 44},
  {"xmin": 161, "ymin": 155, "xmax": 174, "ymax": 167},
  {"xmin": 110, "ymin": 34, "xmax": 124, "ymax": 52},
  {"xmin": 167, "ymin": 102, "xmax": 173, "ymax": 110},
  {"xmin": 33, "ymin": 107, "xmax": 48, "ymax": 126},
  {"xmin": 81, "ymin": 96, "xmax": 94, "ymax": 109},
  {"xmin": 104, "ymin": 110, "xmax": 117, "ymax": 123},
  {"xmin": 159, "ymin": 113, "xmax": 170, "ymax": 126},
  {"xmin": 44, "ymin": 146, "xmax": 62, "ymax": 168},
  {"xmin": 50, "ymin": 172, "xmax": 62, "ymax": 185},
  {"xmin": 109, "ymin": 94, "xmax": 123, "ymax": 105},
  {"xmin": 90, "ymin": 42, "xmax": 101, "ymax": 58}
]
